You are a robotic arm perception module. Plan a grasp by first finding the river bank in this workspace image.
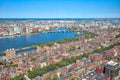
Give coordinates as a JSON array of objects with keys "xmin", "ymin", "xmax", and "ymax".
[
  {"xmin": 0, "ymin": 37, "xmax": 79, "ymax": 55},
  {"xmin": 0, "ymin": 28, "xmax": 77, "ymax": 53}
]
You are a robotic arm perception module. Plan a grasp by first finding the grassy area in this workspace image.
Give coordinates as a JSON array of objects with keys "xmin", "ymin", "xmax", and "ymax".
[
  {"xmin": 10, "ymin": 74, "xmax": 25, "ymax": 80},
  {"xmin": 93, "ymin": 42, "xmax": 120, "ymax": 53},
  {"xmin": 5, "ymin": 64, "xmax": 17, "ymax": 68},
  {"xmin": 78, "ymin": 30, "xmax": 97, "ymax": 39},
  {"xmin": 25, "ymin": 38, "xmax": 79, "ymax": 48},
  {"xmin": 68, "ymin": 27, "xmax": 97, "ymax": 39},
  {"xmin": 0, "ymin": 52, "xmax": 5, "ymax": 54}
]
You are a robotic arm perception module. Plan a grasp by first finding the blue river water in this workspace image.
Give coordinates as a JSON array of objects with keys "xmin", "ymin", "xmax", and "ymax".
[{"xmin": 0, "ymin": 28, "xmax": 78, "ymax": 56}]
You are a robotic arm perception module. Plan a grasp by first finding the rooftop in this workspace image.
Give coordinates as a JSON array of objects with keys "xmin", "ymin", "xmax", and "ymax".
[
  {"xmin": 105, "ymin": 61, "xmax": 119, "ymax": 70},
  {"xmin": 93, "ymin": 53, "xmax": 100, "ymax": 56},
  {"xmin": 107, "ymin": 60, "xmax": 118, "ymax": 66}
]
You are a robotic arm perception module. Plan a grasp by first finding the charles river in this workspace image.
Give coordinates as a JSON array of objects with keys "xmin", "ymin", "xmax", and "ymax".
[{"xmin": 0, "ymin": 28, "xmax": 83, "ymax": 56}]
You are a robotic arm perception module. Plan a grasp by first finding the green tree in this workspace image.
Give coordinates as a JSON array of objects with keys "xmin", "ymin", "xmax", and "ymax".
[
  {"xmin": 46, "ymin": 76, "xmax": 51, "ymax": 80},
  {"xmin": 31, "ymin": 58, "xmax": 36, "ymax": 61},
  {"xmin": 10, "ymin": 74, "xmax": 25, "ymax": 80},
  {"xmin": 53, "ymin": 74, "xmax": 58, "ymax": 80},
  {"xmin": 60, "ymin": 73, "xmax": 64, "ymax": 77}
]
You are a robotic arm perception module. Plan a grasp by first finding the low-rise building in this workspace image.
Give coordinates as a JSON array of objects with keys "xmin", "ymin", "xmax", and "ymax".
[{"xmin": 6, "ymin": 48, "xmax": 16, "ymax": 60}]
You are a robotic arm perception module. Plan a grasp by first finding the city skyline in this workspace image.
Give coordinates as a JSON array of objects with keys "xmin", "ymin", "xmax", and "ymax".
[{"xmin": 0, "ymin": 0, "xmax": 120, "ymax": 18}]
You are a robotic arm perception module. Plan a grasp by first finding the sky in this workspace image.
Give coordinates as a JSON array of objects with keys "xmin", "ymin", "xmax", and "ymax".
[{"xmin": 0, "ymin": 0, "xmax": 120, "ymax": 18}]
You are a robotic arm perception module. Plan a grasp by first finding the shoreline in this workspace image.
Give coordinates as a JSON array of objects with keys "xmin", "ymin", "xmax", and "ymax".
[
  {"xmin": 0, "ymin": 37, "xmax": 79, "ymax": 55},
  {"xmin": 0, "ymin": 28, "xmax": 96, "ymax": 56},
  {"xmin": 0, "ymin": 32, "xmax": 43, "ymax": 39}
]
